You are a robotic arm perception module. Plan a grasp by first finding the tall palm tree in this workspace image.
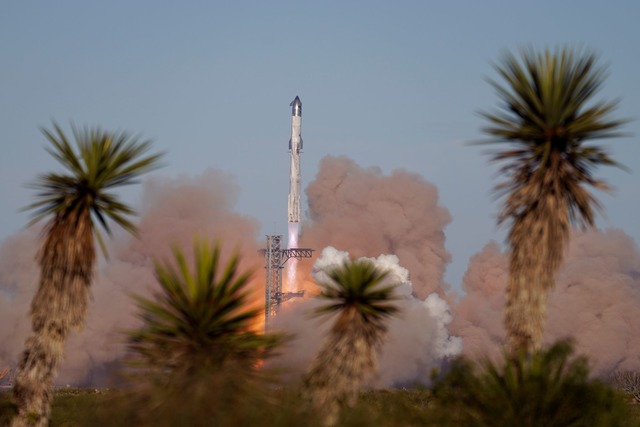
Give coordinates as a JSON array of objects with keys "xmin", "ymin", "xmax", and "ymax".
[
  {"xmin": 304, "ymin": 258, "xmax": 399, "ymax": 425},
  {"xmin": 11, "ymin": 123, "xmax": 162, "ymax": 427},
  {"xmin": 480, "ymin": 47, "xmax": 627, "ymax": 356},
  {"xmin": 127, "ymin": 238, "xmax": 282, "ymax": 376}
]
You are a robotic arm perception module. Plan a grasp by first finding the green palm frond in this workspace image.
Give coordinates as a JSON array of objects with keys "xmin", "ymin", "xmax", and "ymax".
[
  {"xmin": 431, "ymin": 341, "xmax": 636, "ymax": 427},
  {"xmin": 127, "ymin": 238, "xmax": 281, "ymax": 373},
  {"xmin": 25, "ymin": 122, "xmax": 164, "ymax": 249},
  {"xmin": 314, "ymin": 259, "xmax": 399, "ymax": 322},
  {"xmin": 304, "ymin": 258, "xmax": 400, "ymax": 423},
  {"xmin": 481, "ymin": 47, "xmax": 627, "ymax": 145},
  {"xmin": 480, "ymin": 47, "xmax": 628, "ymax": 229}
]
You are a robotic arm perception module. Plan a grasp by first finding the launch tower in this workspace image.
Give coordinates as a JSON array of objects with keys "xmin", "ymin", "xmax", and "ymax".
[{"xmin": 263, "ymin": 235, "xmax": 313, "ymax": 329}]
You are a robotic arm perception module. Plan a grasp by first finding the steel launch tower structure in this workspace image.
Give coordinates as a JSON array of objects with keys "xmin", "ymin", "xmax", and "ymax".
[
  {"xmin": 262, "ymin": 96, "xmax": 313, "ymax": 329},
  {"xmin": 263, "ymin": 236, "xmax": 312, "ymax": 327}
]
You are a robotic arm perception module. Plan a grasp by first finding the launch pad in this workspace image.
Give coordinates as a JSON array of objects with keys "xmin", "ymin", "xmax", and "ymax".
[{"xmin": 262, "ymin": 235, "xmax": 313, "ymax": 329}]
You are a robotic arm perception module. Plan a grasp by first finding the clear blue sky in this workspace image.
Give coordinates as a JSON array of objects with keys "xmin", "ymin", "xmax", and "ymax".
[{"xmin": 1, "ymin": 1, "xmax": 639, "ymax": 290}]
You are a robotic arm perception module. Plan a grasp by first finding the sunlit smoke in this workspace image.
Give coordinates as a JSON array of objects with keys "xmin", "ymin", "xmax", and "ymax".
[
  {"xmin": 286, "ymin": 222, "xmax": 300, "ymax": 292},
  {"xmin": 0, "ymin": 169, "xmax": 263, "ymax": 386},
  {"xmin": 449, "ymin": 228, "xmax": 640, "ymax": 376},
  {"xmin": 1, "ymin": 154, "xmax": 639, "ymax": 386},
  {"xmin": 300, "ymin": 155, "xmax": 452, "ymax": 299},
  {"xmin": 268, "ymin": 246, "xmax": 462, "ymax": 387}
]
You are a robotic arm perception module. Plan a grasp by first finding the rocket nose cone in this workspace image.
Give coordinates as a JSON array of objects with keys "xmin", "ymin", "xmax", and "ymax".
[{"xmin": 290, "ymin": 96, "xmax": 302, "ymax": 116}]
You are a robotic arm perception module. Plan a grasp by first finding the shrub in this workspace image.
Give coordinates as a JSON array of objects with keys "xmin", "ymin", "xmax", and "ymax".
[
  {"xmin": 431, "ymin": 341, "xmax": 639, "ymax": 427},
  {"xmin": 613, "ymin": 371, "xmax": 640, "ymax": 405},
  {"xmin": 107, "ymin": 238, "xmax": 286, "ymax": 426}
]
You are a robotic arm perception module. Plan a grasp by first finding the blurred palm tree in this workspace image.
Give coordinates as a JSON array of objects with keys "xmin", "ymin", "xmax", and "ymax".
[
  {"xmin": 11, "ymin": 123, "xmax": 162, "ymax": 427},
  {"xmin": 304, "ymin": 258, "xmax": 399, "ymax": 426},
  {"xmin": 431, "ymin": 341, "xmax": 637, "ymax": 427},
  {"xmin": 123, "ymin": 238, "xmax": 283, "ymax": 426},
  {"xmin": 480, "ymin": 47, "xmax": 627, "ymax": 355},
  {"xmin": 127, "ymin": 238, "xmax": 282, "ymax": 376}
]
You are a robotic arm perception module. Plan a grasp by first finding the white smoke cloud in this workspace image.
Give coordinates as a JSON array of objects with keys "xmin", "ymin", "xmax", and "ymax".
[{"xmin": 269, "ymin": 246, "xmax": 462, "ymax": 388}]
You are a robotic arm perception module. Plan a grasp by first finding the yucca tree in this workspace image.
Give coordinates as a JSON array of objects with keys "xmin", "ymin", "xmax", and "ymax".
[
  {"xmin": 11, "ymin": 123, "xmax": 162, "ymax": 427},
  {"xmin": 304, "ymin": 258, "xmax": 399, "ymax": 425},
  {"xmin": 124, "ymin": 239, "xmax": 283, "ymax": 426},
  {"xmin": 127, "ymin": 238, "xmax": 282, "ymax": 376},
  {"xmin": 480, "ymin": 47, "xmax": 627, "ymax": 356},
  {"xmin": 431, "ymin": 341, "xmax": 638, "ymax": 427}
]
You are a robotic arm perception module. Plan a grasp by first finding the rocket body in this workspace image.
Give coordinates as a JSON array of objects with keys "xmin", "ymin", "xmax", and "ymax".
[{"xmin": 288, "ymin": 96, "xmax": 302, "ymax": 223}]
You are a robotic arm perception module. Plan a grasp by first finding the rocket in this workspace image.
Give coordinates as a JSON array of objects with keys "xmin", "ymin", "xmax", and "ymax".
[{"xmin": 288, "ymin": 96, "xmax": 302, "ymax": 223}]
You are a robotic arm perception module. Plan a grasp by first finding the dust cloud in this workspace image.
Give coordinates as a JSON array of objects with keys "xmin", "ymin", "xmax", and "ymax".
[
  {"xmin": 0, "ymin": 169, "xmax": 262, "ymax": 385},
  {"xmin": 269, "ymin": 246, "xmax": 462, "ymax": 388},
  {"xmin": 301, "ymin": 155, "xmax": 452, "ymax": 299},
  {"xmin": 1, "ymin": 156, "xmax": 638, "ymax": 385},
  {"xmin": 449, "ymin": 229, "xmax": 640, "ymax": 376}
]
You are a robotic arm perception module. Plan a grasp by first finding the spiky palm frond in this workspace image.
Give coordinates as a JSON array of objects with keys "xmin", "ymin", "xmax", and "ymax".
[
  {"xmin": 26, "ymin": 122, "xmax": 163, "ymax": 252},
  {"xmin": 305, "ymin": 259, "xmax": 399, "ymax": 425},
  {"xmin": 314, "ymin": 259, "xmax": 399, "ymax": 322},
  {"xmin": 11, "ymin": 124, "xmax": 162, "ymax": 427},
  {"xmin": 127, "ymin": 238, "xmax": 281, "ymax": 374},
  {"xmin": 481, "ymin": 47, "xmax": 627, "ymax": 229},
  {"xmin": 432, "ymin": 341, "xmax": 637, "ymax": 427},
  {"xmin": 482, "ymin": 48, "xmax": 625, "ymax": 141}
]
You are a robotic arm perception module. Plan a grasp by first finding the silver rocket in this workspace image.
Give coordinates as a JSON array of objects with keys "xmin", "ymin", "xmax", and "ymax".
[{"xmin": 288, "ymin": 96, "xmax": 302, "ymax": 223}]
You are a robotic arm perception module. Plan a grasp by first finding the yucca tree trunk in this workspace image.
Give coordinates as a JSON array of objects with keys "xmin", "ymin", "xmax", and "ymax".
[
  {"xmin": 12, "ymin": 211, "xmax": 94, "ymax": 427},
  {"xmin": 305, "ymin": 310, "xmax": 383, "ymax": 426},
  {"xmin": 504, "ymin": 268, "xmax": 549, "ymax": 356},
  {"xmin": 504, "ymin": 165, "xmax": 570, "ymax": 356}
]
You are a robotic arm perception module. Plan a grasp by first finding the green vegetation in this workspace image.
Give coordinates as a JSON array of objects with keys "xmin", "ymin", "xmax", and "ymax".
[
  {"xmin": 430, "ymin": 341, "xmax": 639, "ymax": 427},
  {"xmin": 613, "ymin": 371, "xmax": 640, "ymax": 405},
  {"xmin": 113, "ymin": 238, "xmax": 285, "ymax": 426},
  {"xmin": 303, "ymin": 258, "xmax": 399, "ymax": 425},
  {"xmin": 1, "ymin": 380, "xmax": 638, "ymax": 427},
  {"xmin": 126, "ymin": 238, "xmax": 282, "ymax": 375},
  {"xmin": 0, "ymin": 387, "xmax": 434, "ymax": 427},
  {"xmin": 480, "ymin": 47, "xmax": 627, "ymax": 355},
  {"xmin": 11, "ymin": 124, "xmax": 162, "ymax": 427},
  {"xmin": 4, "ymin": 45, "xmax": 633, "ymax": 427}
]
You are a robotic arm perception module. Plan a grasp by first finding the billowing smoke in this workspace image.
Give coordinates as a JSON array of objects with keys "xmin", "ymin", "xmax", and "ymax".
[
  {"xmin": 449, "ymin": 228, "xmax": 640, "ymax": 376},
  {"xmin": 269, "ymin": 246, "xmax": 462, "ymax": 387},
  {"xmin": 447, "ymin": 241, "xmax": 507, "ymax": 362},
  {"xmin": 265, "ymin": 155, "xmax": 461, "ymax": 386},
  {"xmin": 0, "ymin": 169, "xmax": 262, "ymax": 385},
  {"xmin": 1, "ymin": 154, "xmax": 639, "ymax": 386},
  {"xmin": 300, "ymin": 155, "xmax": 452, "ymax": 299},
  {"xmin": 0, "ymin": 231, "xmax": 40, "ymax": 378}
]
